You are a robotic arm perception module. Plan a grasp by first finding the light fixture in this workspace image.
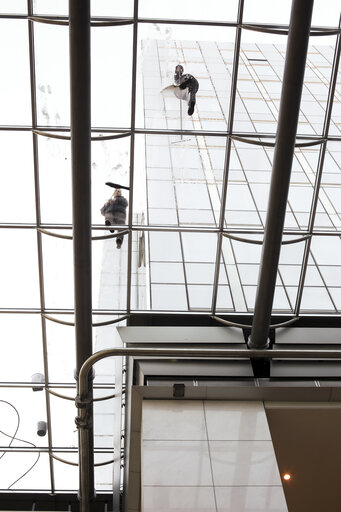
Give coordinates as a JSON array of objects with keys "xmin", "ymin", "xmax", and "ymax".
[{"xmin": 283, "ymin": 473, "xmax": 292, "ymax": 481}]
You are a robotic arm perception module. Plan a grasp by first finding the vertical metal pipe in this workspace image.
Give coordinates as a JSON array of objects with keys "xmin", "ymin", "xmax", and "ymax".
[
  {"xmin": 69, "ymin": 1, "xmax": 94, "ymax": 510},
  {"xmin": 249, "ymin": 0, "xmax": 314, "ymax": 349}
]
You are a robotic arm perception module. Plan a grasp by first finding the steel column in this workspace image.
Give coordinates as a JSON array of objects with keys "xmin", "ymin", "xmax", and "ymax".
[
  {"xmin": 249, "ymin": 0, "xmax": 314, "ymax": 349},
  {"xmin": 69, "ymin": 0, "xmax": 94, "ymax": 509}
]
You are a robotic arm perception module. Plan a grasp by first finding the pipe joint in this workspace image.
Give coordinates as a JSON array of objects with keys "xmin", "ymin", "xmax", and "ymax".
[
  {"xmin": 247, "ymin": 336, "xmax": 270, "ymax": 350},
  {"xmin": 75, "ymin": 415, "xmax": 89, "ymax": 430}
]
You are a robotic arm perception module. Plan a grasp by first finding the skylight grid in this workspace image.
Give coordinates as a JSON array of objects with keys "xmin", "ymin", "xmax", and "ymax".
[{"xmin": 0, "ymin": 0, "xmax": 340, "ymax": 496}]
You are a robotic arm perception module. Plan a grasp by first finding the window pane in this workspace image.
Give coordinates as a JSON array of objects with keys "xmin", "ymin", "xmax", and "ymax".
[
  {"xmin": 0, "ymin": 452, "xmax": 50, "ymax": 491},
  {"xmin": 139, "ymin": 0, "xmax": 238, "ymax": 22},
  {"xmin": 151, "ymin": 284, "xmax": 187, "ymax": 310},
  {"xmin": 33, "ymin": 0, "xmax": 67, "ymax": 15},
  {"xmin": 149, "ymin": 232, "xmax": 182, "ymax": 261},
  {"xmin": 42, "ymin": 235, "xmax": 74, "ymax": 309},
  {"xmin": 0, "ymin": 229, "xmax": 40, "ymax": 307},
  {"xmin": 182, "ymin": 232, "xmax": 217, "ymax": 263},
  {"xmin": 0, "ymin": 314, "xmax": 43, "ymax": 382},
  {"xmin": 0, "ymin": 1, "xmax": 27, "ymax": 13},
  {"xmin": 46, "ymin": 317, "xmax": 75, "ymax": 382},
  {"xmin": 38, "ymin": 136, "xmax": 72, "ymax": 224},
  {"xmin": 50, "ymin": 392, "xmax": 78, "ymax": 448},
  {"xmin": 0, "ymin": 132, "xmax": 35, "ymax": 223},
  {"xmin": 92, "ymin": 238, "xmax": 128, "ymax": 311},
  {"xmin": 0, "ymin": 388, "xmax": 48, "ymax": 450},
  {"xmin": 137, "ymin": 27, "xmax": 236, "ymax": 131},
  {"xmin": 0, "ymin": 21, "xmax": 31, "ymax": 124},
  {"xmin": 92, "ymin": 26, "xmax": 132, "ymax": 128},
  {"xmin": 34, "ymin": 23, "xmax": 70, "ymax": 126},
  {"xmin": 151, "ymin": 262, "xmax": 185, "ymax": 283}
]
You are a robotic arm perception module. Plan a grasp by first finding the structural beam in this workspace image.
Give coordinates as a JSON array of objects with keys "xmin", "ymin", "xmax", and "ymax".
[
  {"xmin": 249, "ymin": 0, "xmax": 314, "ymax": 349},
  {"xmin": 69, "ymin": 1, "xmax": 94, "ymax": 509}
]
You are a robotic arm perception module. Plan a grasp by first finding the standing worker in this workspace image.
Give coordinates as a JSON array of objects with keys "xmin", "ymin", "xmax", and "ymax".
[
  {"xmin": 101, "ymin": 183, "xmax": 129, "ymax": 249},
  {"xmin": 174, "ymin": 64, "xmax": 199, "ymax": 116}
]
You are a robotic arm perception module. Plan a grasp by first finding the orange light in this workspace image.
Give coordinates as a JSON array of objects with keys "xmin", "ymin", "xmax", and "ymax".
[{"xmin": 283, "ymin": 473, "xmax": 291, "ymax": 481}]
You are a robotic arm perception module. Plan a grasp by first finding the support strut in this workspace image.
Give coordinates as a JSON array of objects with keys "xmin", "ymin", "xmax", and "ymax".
[
  {"xmin": 249, "ymin": 0, "xmax": 314, "ymax": 349},
  {"xmin": 69, "ymin": 1, "xmax": 94, "ymax": 509}
]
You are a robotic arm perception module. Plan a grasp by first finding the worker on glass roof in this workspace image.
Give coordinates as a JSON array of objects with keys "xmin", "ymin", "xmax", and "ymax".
[
  {"xmin": 174, "ymin": 64, "xmax": 199, "ymax": 116},
  {"xmin": 101, "ymin": 184, "xmax": 129, "ymax": 249}
]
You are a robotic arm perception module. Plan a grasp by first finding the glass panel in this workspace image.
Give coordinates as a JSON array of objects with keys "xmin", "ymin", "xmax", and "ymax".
[
  {"xmin": 49, "ymin": 392, "xmax": 78, "ymax": 448},
  {"xmin": 181, "ymin": 232, "xmax": 217, "ymax": 263},
  {"xmin": 34, "ymin": 23, "xmax": 70, "ymax": 126},
  {"xmin": 0, "ymin": 229, "xmax": 40, "ymax": 308},
  {"xmin": 0, "ymin": 21, "xmax": 31, "ymax": 124},
  {"xmin": 136, "ymin": 26, "xmax": 236, "ymax": 130},
  {"xmin": 329, "ymin": 288, "xmax": 341, "ymax": 311},
  {"xmin": 319, "ymin": 265, "xmax": 341, "ymax": 287},
  {"xmin": 92, "ymin": 237, "xmax": 128, "ymax": 311},
  {"xmin": 232, "ymin": 238, "xmax": 262, "ymax": 264},
  {"xmin": 149, "ymin": 231, "xmax": 182, "ymax": 261},
  {"xmin": 0, "ymin": 452, "xmax": 50, "ymax": 491},
  {"xmin": 310, "ymin": 236, "xmax": 341, "ymax": 265},
  {"xmin": 93, "ymin": 323, "xmax": 117, "ymax": 384},
  {"xmin": 243, "ymin": 3, "xmax": 340, "ymax": 38},
  {"xmin": 235, "ymin": 35, "xmax": 286, "ymax": 134},
  {"xmin": 33, "ymin": 0, "xmax": 67, "ymax": 15},
  {"xmin": 0, "ymin": 132, "xmax": 35, "ymax": 223},
  {"xmin": 243, "ymin": 0, "xmax": 291, "ymax": 25},
  {"xmin": 46, "ymin": 317, "xmax": 76, "ymax": 383},
  {"xmin": 151, "ymin": 262, "xmax": 185, "ymax": 283},
  {"xmin": 139, "ymin": 0, "xmax": 239, "ymax": 22},
  {"xmin": 38, "ymin": 135, "xmax": 72, "ymax": 224},
  {"xmin": 94, "ymin": 386, "xmax": 117, "ymax": 446},
  {"xmin": 188, "ymin": 284, "xmax": 213, "ymax": 310},
  {"xmin": 244, "ymin": 285, "xmax": 291, "ymax": 311},
  {"xmin": 95, "ymin": 455, "xmax": 113, "ymax": 491},
  {"xmin": 219, "ymin": 239, "xmax": 245, "ymax": 312},
  {"xmin": 91, "ymin": 25, "xmax": 133, "ymax": 128},
  {"xmin": 91, "ymin": 0, "xmax": 133, "ymax": 17},
  {"xmin": 186, "ymin": 263, "xmax": 220, "ymax": 284},
  {"xmin": 34, "ymin": 0, "xmax": 134, "ymax": 17},
  {"xmin": 94, "ymin": 398, "xmax": 114, "ymax": 440},
  {"xmin": 300, "ymin": 286, "xmax": 335, "ymax": 311},
  {"xmin": 151, "ymin": 283, "xmax": 187, "ymax": 310},
  {"xmin": 42, "ymin": 235, "xmax": 74, "ymax": 309},
  {"xmin": 148, "ymin": 232, "xmax": 187, "ymax": 310},
  {"xmin": 0, "ymin": 1, "xmax": 27, "ymax": 13},
  {"xmin": 139, "ymin": 133, "xmax": 227, "ymax": 227},
  {"xmin": 0, "ymin": 314, "xmax": 43, "ymax": 382},
  {"xmin": 0, "ymin": 388, "xmax": 48, "ymax": 450},
  {"xmin": 53, "ymin": 453, "xmax": 78, "ymax": 491},
  {"xmin": 92, "ymin": 136, "xmax": 130, "ymax": 225}
]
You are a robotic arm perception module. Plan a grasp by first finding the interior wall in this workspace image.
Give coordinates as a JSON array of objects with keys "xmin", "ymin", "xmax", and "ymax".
[{"xmin": 141, "ymin": 400, "xmax": 287, "ymax": 512}]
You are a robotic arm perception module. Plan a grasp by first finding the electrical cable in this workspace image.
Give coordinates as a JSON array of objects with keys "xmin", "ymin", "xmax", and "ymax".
[
  {"xmin": 0, "ymin": 399, "xmax": 41, "ymax": 489},
  {"xmin": 0, "ymin": 400, "xmax": 20, "ymax": 460}
]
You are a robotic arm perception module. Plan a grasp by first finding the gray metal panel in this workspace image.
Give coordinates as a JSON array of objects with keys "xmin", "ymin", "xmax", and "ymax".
[
  {"xmin": 117, "ymin": 326, "xmax": 245, "ymax": 344},
  {"xmin": 271, "ymin": 360, "xmax": 341, "ymax": 378},
  {"xmin": 133, "ymin": 385, "xmax": 332, "ymax": 402},
  {"xmin": 275, "ymin": 328, "xmax": 341, "ymax": 345},
  {"xmin": 137, "ymin": 360, "xmax": 253, "ymax": 378}
]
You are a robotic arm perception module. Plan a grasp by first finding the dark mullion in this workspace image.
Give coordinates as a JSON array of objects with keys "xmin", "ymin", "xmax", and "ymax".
[
  {"xmin": 27, "ymin": 0, "xmax": 55, "ymax": 494},
  {"xmin": 126, "ymin": 0, "xmax": 139, "ymax": 315},
  {"xmin": 211, "ymin": 0, "xmax": 245, "ymax": 315}
]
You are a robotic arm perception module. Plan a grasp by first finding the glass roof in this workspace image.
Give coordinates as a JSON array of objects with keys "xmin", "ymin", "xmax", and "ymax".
[{"xmin": 0, "ymin": 0, "xmax": 340, "ymax": 497}]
